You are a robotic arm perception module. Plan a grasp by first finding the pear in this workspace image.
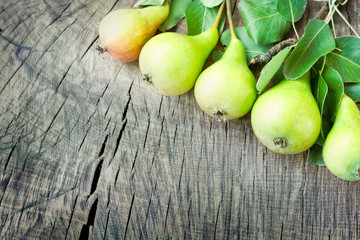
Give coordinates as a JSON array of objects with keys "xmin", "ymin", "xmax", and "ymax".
[
  {"xmin": 139, "ymin": 2, "xmax": 225, "ymax": 96},
  {"xmin": 99, "ymin": 2, "xmax": 169, "ymax": 63},
  {"xmin": 194, "ymin": 0, "xmax": 256, "ymax": 121},
  {"xmin": 323, "ymin": 94, "xmax": 360, "ymax": 181},
  {"xmin": 251, "ymin": 71, "xmax": 321, "ymax": 154}
]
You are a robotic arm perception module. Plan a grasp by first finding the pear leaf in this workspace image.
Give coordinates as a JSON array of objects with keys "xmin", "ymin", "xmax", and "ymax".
[
  {"xmin": 326, "ymin": 36, "xmax": 360, "ymax": 83},
  {"xmin": 277, "ymin": 0, "xmax": 307, "ymax": 22},
  {"xmin": 238, "ymin": 0, "xmax": 291, "ymax": 44},
  {"xmin": 220, "ymin": 27, "xmax": 273, "ymax": 65},
  {"xmin": 159, "ymin": 0, "xmax": 191, "ymax": 31},
  {"xmin": 344, "ymin": 83, "xmax": 360, "ymax": 102},
  {"xmin": 200, "ymin": 0, "xmax": 223, "ymax": 8},
  {"xmin": 322, "ymin": 66, "xmax": 344, "ymax": 122},
  {"xmin": 310, "ymin": 73, "xmax": 328, "ymax": 138},
  {"xmin": 307, "ymin": 143, "xmax": 325, "ymax": 166},
  {"xmin": 135, "ymin": 0, "xmax": 165, "ymax": 6},
  {"xmin": 284, "ymin": 19, "xmax": 335, "ymax": 80},
  {"xmin": 311, "ymin": 73, "xmax": 328, "ymax": 120},
  {"xmin": 212, "ymin": 50, "xmax": 224, "ymax": 62},
  {"xmin": 273, "ymin": 65, "xmax": 285, "ymax": 86},
  {"xmin": 256, "ymin": 47, "xmax": 291, "ymax": 94},
  {"xmin": 185, "ymin": 0, "xmax": 225, "ymax": 36}
]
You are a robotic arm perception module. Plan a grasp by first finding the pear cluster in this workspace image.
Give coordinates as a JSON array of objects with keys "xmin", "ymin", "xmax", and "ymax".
[{"xmin": 98, "ymin": 1, "xmax": 360, "ymax": 181}]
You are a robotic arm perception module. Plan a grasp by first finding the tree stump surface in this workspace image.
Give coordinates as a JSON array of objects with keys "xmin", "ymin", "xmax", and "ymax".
[{"xmin": 0, "ymin": 0, "xmax": 359, "ymax": 239}]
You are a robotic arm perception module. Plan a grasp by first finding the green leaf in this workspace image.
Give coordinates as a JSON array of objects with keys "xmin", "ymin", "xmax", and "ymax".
[
  {"xmin": 238, "ymin": 0, "xmax": 291, "ymax": 44},
  {"xmin": 212, "ymin": 50, "xmax": 224, "ymax": 62},
  {"xmin": 322, "ymin": 66, "xmax": 344, "ymax": 122},
  {"xmin": 159, "ymin": 0, "xmax": 191, "ymax": 31},
  {"xmin": 273, "ymin": 65, "xmax": 285, "ymax": 86},
  {"xmin": 344, "ymin": 83, "xmax": 360, "ymax": 102},
  {"xmin": 326, "ymin": 36, "xmax": 360, "ymax": 83},
  {"xmin": 311, "ymin": 73, "xmax": 328, "ymax": 121},
  {"xmin": 185, "ymin": 0, "xmax": 225, "ymax": 36},
  {"xmin": 284, "ymin": 19, "xmax": 335, "ymax": 80},
  {"xmin": 277, "ymin": 0, "xmax": 307, "ymax": 22},
  {"xmin": 135, "ymin": 0, "xmax": 164, "ymax": 6},
  {"xmin": 256, "ymin": 47, "xmax": 291, "ymax": 94},
  {"xmin": 220, "ymin": 27, "xmax": 273, "ymax": 65},
  {"xmin": 200, "ymin": 0, "xmax": 223, "ymax": 8},
  {"xmin": 307, "ymin": 143, "xmax": 325, "ymax": 166}
]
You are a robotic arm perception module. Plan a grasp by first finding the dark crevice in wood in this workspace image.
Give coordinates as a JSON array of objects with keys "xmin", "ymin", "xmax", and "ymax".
[
  {"xmin": 79, "ymin": 198, "xmax": 98, "ymax": 240},
  {"xmin": 143, "ymin": 116, "xmax": 151, "ymax": 149},
  {"xmin": 158, "ymin": 96, "xmax": 163, "ymax": 118},
  {"xmin": 122, "ymin": 80, "xmax": 134, "ymax": 121},
  {"xmin": 114, "ymin": 167, "xmax": 120, "ymax": 186},
  {"xmin": 112, "ymin": 119, "xmax": 127, "ymax": 158},
  {"xmin": 173, "ymin": 124, "xmax": 177, "ymax": 144},
  {"xmin": 164, "ymin": 194, "xmax": 171, "ymax": 231},
  {"xmin": 103, "ymin": 211, "xmax": 110, "ymax": 240},
  {"xmin": 89, "ymin": 135, "xmax": 108, "ymax": 195},
  {"xmin": 80, "ymin": 36, "xmax": 99, "ymax": 60},
  {"xmin": 0, "ymin": 174, "xmax": 11, "ymax": 207},
  {"xmin": 38, "ymin": 97, "xmax": 68, "ymax": 154},
  {"xmin": 225, "ymin": 174, "xmax": 234, "ymax": 239},
  {"xmin": 131, "ymin": 148, "xmax": 139, "ymax": 171},
  {"xmin": 3, "ymin": 143, "xmax": 17, "ymax": 172},
  {"xmin": 48, "ymin": 2, "xmax": 72, "ymax": 25},
  {"xmin": 123, "ymin": 193, "xmax": 135, "ymax": 240},
  {"xmin": 214, "ymin": 203, "xmax": 221, "ymax": 239},
  {"xmin": 64, "ymin": 195, "xmax": 78, "ymax": 240},
  {"xmin": 178, "ymin": 151, "xmax": 185, "ymax": 189},
  {"xmin": 108, "ymin": 0, "xmax": 121, "ymax": 14},
  {"xmin": 78, "ymin": 125, "xmax": 91, "ymax": 151},
  {"xmin": 56, "ymin": 58, "xmax": 77, "ymax": 92},
  {"xmin": 99, "ymin": 134, "xmax": 108, "ymax": 158},
  {"xmin": 106, "ymin": 185, "xmax": 111, "ymax": 208}
]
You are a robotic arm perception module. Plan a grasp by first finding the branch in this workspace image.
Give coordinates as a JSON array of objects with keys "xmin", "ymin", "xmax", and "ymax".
[{"xmin": 250, "ymin": 38, "xmax": 297, "ymax": 65}]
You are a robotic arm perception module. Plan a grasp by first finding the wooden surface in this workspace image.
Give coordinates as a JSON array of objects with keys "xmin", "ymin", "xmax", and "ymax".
[{"xmin": 0, "ymin": 0, "xmax": 359, "ymax": 239}]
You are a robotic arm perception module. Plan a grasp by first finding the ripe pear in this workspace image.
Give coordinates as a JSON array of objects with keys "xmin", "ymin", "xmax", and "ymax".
[
  {"xmin": 251, "ymin": 71, "xmax": 321, "ymax": 154},
  {"xmin": 323, "ymin": 94, "xmax": 360, "ymax": 181},
  {"xmin": 194, "ymin": 0, "xmax": 256, "ymax": 121},
  {"xmin": 139, "ymin": 2, "xmax": 225, "ymax": 96},
  {"xmin": 99, "ymin": 2, "xmax": 169, "ymax": 63}
]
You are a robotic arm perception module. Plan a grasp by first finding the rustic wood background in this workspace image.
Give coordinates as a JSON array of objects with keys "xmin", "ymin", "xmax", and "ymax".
[{"xmin": 0, "ymin": 0, "xmax": 359, "ymax": 239}]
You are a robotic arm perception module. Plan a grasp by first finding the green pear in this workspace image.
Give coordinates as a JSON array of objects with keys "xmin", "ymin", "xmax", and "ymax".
[
  {"xmin": 99, "ymin": 2, "xmax": 169, "ymax": 63},
  {"xmin": 139, "ymin": 2, "xmax": 225, "ymax": 96},
  {"xmin": 194, "ymin": 0, "xmax": 256, "ymax": 121},
  {"xmin": 323, "ymin": 94, "xmax": 360, "ymax": 181},
  {"xmin": 251, "ymin": 71, "xmax": 321, "ymax": 154}
]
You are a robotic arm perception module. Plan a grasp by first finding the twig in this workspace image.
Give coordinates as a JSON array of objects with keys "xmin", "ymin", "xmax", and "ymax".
[{"xmin": 251, "ymin": 38, "xmax": 297, "ymax": 65}]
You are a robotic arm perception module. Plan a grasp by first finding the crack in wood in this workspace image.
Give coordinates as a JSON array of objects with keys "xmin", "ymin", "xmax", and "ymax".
[
  {"xmin": 64, "ymin": 195, "xmax": 78, "ymax": 240},
  {"xmin": 112, "ymin": 119, "xmax": 127, "ymax": 158},
  {"xmin": 89, "ymin": 135, "xmax": 108, "ymax": 196},
  {"xmin": 123, "ymin": 193, "xmax": 135, "ymax": 240},
  {"xmin": 79, "ymin": 197, "xmax": 98, "ymax": 240}
]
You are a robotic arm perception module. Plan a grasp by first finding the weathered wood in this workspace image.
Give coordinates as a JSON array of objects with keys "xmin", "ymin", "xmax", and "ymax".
[{"xmin": 0, "ymin": 0, "xmax": 359, "ymax": 239}]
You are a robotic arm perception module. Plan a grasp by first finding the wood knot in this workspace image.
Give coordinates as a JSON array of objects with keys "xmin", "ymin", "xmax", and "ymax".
[
  {"xmin": 213, "ymin": 109, "xmax": 226, "ymax": 122},
  {"xmin": 273, "ymin": 138, "xmax": 287, "ymax": 148}
]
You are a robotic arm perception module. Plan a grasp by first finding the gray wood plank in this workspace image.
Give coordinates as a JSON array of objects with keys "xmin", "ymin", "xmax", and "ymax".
[{"xmin": 0, "ymin": 0, "xmax": 359, "ymax": 239}]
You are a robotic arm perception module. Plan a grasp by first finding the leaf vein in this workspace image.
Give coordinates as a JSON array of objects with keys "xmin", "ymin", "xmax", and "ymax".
[{"xmin": 328, "ymin": 52, "xmax": 360, "ymax": 68}]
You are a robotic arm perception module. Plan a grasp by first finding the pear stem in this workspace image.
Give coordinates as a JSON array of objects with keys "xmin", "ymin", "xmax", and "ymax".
[
  {"xmin": 212, "ymin": 0, "xmax": 226, "ymax": 29},
  {"xmin": 226, "ymin": 0, "xmax": 237, "ymax": 40}
]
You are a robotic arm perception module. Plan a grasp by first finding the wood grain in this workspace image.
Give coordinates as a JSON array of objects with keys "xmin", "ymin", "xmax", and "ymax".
[{"xmin": 0, "ymin": 0, "xmax": 359, "ymax": 239}]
